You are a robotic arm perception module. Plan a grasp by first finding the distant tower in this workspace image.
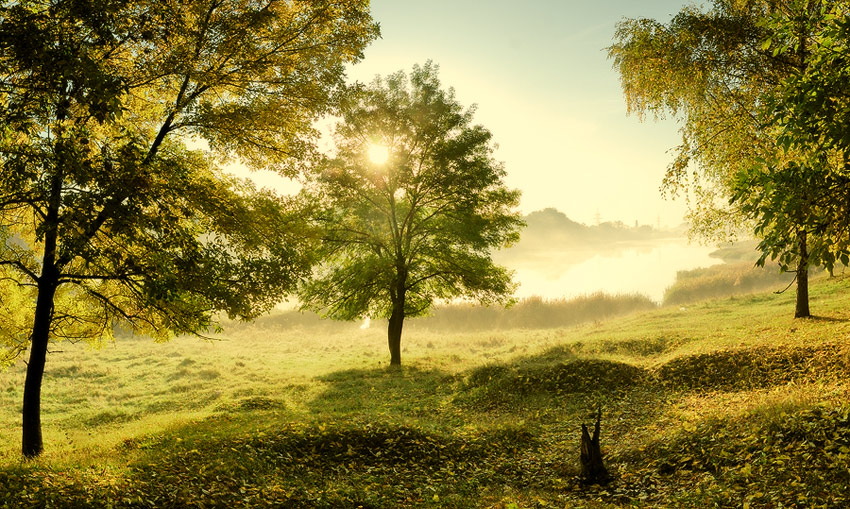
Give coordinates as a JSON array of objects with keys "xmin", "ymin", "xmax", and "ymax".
[
  {"xmin": 594, "ymin": 210, "xmax": 601, "ymax": 226},
  {"xmin": 656, "ymin": 214, "xmax": 661, "ymax": 230}
]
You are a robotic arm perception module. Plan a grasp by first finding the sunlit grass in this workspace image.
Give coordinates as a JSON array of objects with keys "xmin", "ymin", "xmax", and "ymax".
[{"xmin": 1, "ymin": 273, "xmax": 850, "ymax": 506}]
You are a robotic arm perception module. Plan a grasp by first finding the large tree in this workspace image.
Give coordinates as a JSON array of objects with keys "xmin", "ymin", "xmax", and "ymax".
[
  {"xmin": 608, "ymin": 0, "xmax": 849, "ymax": 318},
  {"xmin": 299, "ymin": 63, "xmax": 523, "ymax": 366},
  {"xmin": 0, "ymin": 0, "xmax": 377, "ymax": 457}
]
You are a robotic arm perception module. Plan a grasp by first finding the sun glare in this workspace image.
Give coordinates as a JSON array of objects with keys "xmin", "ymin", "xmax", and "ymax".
[{"xmin": 367, "ymin": 143, "xmax": 389, "ymax": 165}]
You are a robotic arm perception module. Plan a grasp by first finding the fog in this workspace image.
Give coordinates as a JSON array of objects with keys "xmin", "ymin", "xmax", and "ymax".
[{"xmin": 495, "ymin": 208, "xmax": 723, "ymax": 303}]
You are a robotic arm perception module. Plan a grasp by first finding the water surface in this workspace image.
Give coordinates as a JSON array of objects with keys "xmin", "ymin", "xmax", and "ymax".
[{"xmin": 503, "ymin": 239, "xmax": 722, "ymax": 303}]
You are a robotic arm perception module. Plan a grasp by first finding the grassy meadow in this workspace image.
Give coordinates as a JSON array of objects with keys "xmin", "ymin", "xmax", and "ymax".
[{"xmin": 2, "ymin": 274, "xmax": 850, "ymax": 507}]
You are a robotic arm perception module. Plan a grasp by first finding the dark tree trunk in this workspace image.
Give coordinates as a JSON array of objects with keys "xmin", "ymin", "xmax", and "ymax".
[
  {"xmin": 388, "ymin": 303, "xmax": 404, "ymax": 366},
  {"xmin": 580, "ymin": 409, "xmax": 609, "ymax": 484},
  {"xmin": 387, "ymin": 261, "xmax": 407, "ymax": 366},
  {"xmin": 22, "ymin": 276, "xmax": 58, "ymax": 458},
  {"xmin": 795, "ymin": 229, "xmax": 810, "ymax": 318},
  {"xmin": 23, "ymin": 154, "xmax": 63, "ymax": 458}
]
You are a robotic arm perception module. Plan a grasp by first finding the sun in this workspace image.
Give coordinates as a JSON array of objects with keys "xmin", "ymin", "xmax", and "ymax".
[{"xmin": 366, "ymin": 143, "xmax": 389, "ymax": 165}]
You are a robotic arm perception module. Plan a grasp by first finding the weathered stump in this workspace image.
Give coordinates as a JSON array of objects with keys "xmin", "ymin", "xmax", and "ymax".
[{"xmin": 580, "ymin": 409, "xmax": 610, "ymax": 484}]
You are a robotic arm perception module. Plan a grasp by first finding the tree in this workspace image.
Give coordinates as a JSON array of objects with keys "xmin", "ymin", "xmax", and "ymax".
[
  {"xmin": 608, "ymin": 0, "xmax": 849, "ymax": 318},
  {"xmin": 730, "ymin": 160, "xmax": 849, "ymax": 317},
  {"xmin": 299, "ymin": 63, "xmax": 523, "ymax": 366},
  {"xmin": 760, "ymin": 2, "xmax": 850, "ymax": 286},
  {"xmin": 0, "ymin": 0, "xmax": 377, "ymax": 457}
]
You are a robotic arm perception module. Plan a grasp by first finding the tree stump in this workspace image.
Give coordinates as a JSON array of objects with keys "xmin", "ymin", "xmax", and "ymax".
[{"xmin": 580, "ymin": 409, "xmax": 610, "ymax": 484}]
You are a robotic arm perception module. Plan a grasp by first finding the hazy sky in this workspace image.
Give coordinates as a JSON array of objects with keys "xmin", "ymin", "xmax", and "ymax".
[
  {"xmin": 342, "ymin": 0, "xmax": 695, "ymax": 227},
  {"xmin": 242, "ymin": 1, "xmax": 697, "ymax": 227}
]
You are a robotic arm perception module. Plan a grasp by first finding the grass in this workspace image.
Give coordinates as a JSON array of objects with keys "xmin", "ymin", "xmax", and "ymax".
[{"xmin": 1, "ymin": 274, "xmax": 850, "ymax": 506}]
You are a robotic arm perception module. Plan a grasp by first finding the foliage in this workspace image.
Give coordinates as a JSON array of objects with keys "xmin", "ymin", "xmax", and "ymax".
[
  {"xmin": 767, "ymin": 2, "xmax": 850, "ymax": 158},
  {"xmin": 731, "ymin": 160, "xmax": 850, "ymax": 273},
  {"xmin": 0, "ymin": 0, "xmax": 377, "ymax": 346},
  {"xmin": 757, "ymin": 2, "xmax": 850, "ymax": 263},
  {"xmin": 608, "ymin": 1, "xmax": 779, "ymax": 240},
  {"xmin": 299, "ymin": 62, "xmax": 523, "ymax": 364}
]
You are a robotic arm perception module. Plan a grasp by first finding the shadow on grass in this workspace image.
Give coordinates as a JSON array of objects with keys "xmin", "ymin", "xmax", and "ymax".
[
  {"xmin": 306, "ymin": 365, "xmax": 457, "ymax": 417},
  {"xmin": 804, "ymin": 315, "xmax": 850, "ymax": 323}
]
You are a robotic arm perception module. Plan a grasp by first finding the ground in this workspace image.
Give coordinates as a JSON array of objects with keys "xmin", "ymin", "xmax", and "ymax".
[{"xmin": 1, "ymin": 275, "xmax": 849, "ymax": 507}]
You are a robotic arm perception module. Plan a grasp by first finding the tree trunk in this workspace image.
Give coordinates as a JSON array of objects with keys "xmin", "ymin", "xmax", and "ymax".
[
  {"xmin": 795, "ymin": 229, "xmax": 810, "ymax": 318},
  {"xmin": 580, "ymin": 409, "xmax": 610, "ymax": 484},
  {"xmin": 387, "ymin": 261, "xmax": 407, "ymax": 366},
  {"xmin": 22, "ymin": 268, "xmax": 59, "ymax": 458},
  {"xmin": 387, "ymin": 303, "xmax": 404, "ymax": 366},
  {"xmin": 22, "ymin": 154, "xmax": 63, "ymax": 458}
]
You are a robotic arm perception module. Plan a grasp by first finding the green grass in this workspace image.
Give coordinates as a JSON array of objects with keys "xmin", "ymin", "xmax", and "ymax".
[{"xmin": 2, "ymin": 274, "xmax": 850, "ymax": 507}]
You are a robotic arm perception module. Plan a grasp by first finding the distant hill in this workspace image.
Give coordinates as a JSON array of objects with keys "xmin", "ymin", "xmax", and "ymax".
[{"xmin": 508, "ymin": 207, "xmax": 682, "ymax": 253}]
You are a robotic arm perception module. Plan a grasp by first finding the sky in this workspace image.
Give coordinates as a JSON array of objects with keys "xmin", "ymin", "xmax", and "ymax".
[
  {"xmin": 345, "ymin": 0, "xmax": 700, "ymax": 228},
  {"xmin": 246, "ymin": 0, "xmax": 697, "ymax": 228}
]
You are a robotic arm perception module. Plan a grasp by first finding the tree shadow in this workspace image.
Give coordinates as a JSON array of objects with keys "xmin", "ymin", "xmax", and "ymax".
[
  {"xmin": 306, "ymin": 365, "xmax": 457, "ymax": 417},
  {"xmin": 803, "ymin": 315, "xmax": 850, "ymax": 323}
]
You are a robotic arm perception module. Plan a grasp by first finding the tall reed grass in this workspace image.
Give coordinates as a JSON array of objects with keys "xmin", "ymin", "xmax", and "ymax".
[
  {"xmin": 411, "ymin": 293, "xmax": 657, "ymax": 331},
  {"xmin": 663, "ymin": 262, "xmax": 798, "ymax": 306}
]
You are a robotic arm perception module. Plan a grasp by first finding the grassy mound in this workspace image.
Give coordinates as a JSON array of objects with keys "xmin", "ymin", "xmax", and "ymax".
[
  {"xmin": 656, "ymin": 343, "xmax": 850, "ymax": 391},
  {"xmin": 459, "ymin": 357, "xmax": 646, "ymax": 410},
  {"xmin": 5, "ymin": 420, "xmax": 546, "ymax": 508}
]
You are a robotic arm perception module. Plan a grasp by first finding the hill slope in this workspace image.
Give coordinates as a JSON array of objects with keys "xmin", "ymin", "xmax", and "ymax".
[{"xmin": 2, "ymin": 275, "xmax": 850, "ymax": 507}]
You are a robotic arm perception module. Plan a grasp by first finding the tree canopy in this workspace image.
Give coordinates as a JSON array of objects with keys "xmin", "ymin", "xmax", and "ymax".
[
  {"xmin": 0, "ymin": 0, "xmax": 378, "ymax": 457},
  {"xmin": 299, "ymin": 63, "xmax": 523, "ymax": 365}
]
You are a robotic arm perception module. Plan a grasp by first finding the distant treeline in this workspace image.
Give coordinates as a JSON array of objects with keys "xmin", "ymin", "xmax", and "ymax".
[{"xmin": 505, "ymin": 208, "xmax": 685, "ymax": 255}]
